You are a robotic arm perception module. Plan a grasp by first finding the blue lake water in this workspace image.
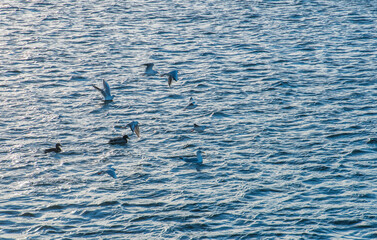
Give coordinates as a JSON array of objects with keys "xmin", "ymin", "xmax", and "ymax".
[{"xmin": 1, "ymin": 0, "xmax": 377, "ymax": 239}]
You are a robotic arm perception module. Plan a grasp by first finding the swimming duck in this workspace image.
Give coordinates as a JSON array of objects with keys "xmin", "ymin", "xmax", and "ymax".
[
  {"xmin": 92, "ymin": 80, "xmax": 114, "ymax": 101},
  {"xmin": 97, "ymin": 165, "xmax": 117, "ymax": 179},
  {"xmin": 125, "ymin": 121, "xmax": 140, "ymax": 138},
  {"xmin": 143, "ymin": 63, "xmax": 158, "ymax": 76},
  {"xmin": 180, "ymin": 150, "xmax": 203, "ymax": 164},
  {"xmin": 108, "ymin": 135, "xmax": 129, "ymax": 145},
  {"xmin": 44, "ymin": 143, "xmax": 62, "ymax": 153},
  {"xmin": 161, "ymin": 70, "xmax": 178, "ymax": 87}
]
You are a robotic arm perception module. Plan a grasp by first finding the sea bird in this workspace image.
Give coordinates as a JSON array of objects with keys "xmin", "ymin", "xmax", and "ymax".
[
  {"xmin": 125, "ymin": 121, "xmax": 140, "ymax": 138},
  {"xmin": 44, "ymin": 143, "xmax": 62, "ymax": 154},
  {"xmin": 92, "ymin": 80, "xmax": 114, "ymax": 101},
  {"xmin": 108, "ymin": 135, "xmax": 129, "ymax": 145},
  {"xmin": 191, "ymin": 124, "xmax": 206, "ymax": 133},
  {"xmin": 143, "ymin": 63, "xmax": 158, "ymax": 75},
  {"xmin": 184, "ymin": 97, "xmax": 196, "ymax": 110},
  {"xmin": 180, "ymin": 150, "xmax": 203, "ymax": 164},
  {"xmin": 161, "ymin": 70, "xmax": 178, "ymax": 87},
  {"xmin": 97, "ymin": 165, "xmax": 117, "ymax": 179}
]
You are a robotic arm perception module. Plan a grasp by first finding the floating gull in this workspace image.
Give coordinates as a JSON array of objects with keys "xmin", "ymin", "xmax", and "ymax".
[
  {"xmin": 92, "ymin": 80, "xmax": 114, "ymax": 101},
  {"xmin": 191, "ymin": 123, "xmax": 206, "ymax": 133},
  {"xmin": 180, "ymin": 150, "xmax": 203, "ymax": 164},
  {"xmin": 97, "ymin": 165, "xmax": 117, "ymax": 179},
  {"xmin": 143, "ymin": 63, "xmax": 158, "ymax": 76},
  {"xmin": 126, "ymin": 121, "xmax": 140, "ymax": 138},
  {"xmin": 161, "ymin": 70, "xmax": 178, "ymax": 87},
  {"xmin": 184, "ymin": 97, "xmax": 196, "ymax": 111},
  {"xmin": 108, "ymin": 135, "xmax": 129, "ymax": 145},
  {"xmin": 44, "ymin": 143, "xmax": 62, "ymax": 154}
]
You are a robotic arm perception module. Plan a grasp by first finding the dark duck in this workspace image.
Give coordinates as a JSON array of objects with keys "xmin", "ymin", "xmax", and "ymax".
[
  {"xmin": 108, "ymin": 135, "xmax": 129, "ymax": 145},
  {"xmin": 44, "ymin": 143, "xmax": 62, "ymax": 153}
]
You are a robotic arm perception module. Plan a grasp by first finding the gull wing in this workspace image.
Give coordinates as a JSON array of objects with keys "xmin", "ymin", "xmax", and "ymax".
[
  {"xmin": 168, "ymin": 75, "xmax": 173, "ymax": 87},
  {"xmin": 127, "ymin": 121, "xmax": 140, "ymax": 137},
  {"xmin": 106, "ymin": 169, "xmax": 117, "ymax": 179},
  {"xmin": 134, "ymin": 125, "xmax": 140, "ymax": 138},
  {"xmin": 102, "ymin": 80, "xmax": 111, "ymax": 97},
  {"xmin": 170, "ymin": 70, "xmax": 178, "ymax": 81},
  {"xmin": 92, "ymin": 84, "xmax": 106, "ymax": 98},
  {"xmin": 145, "ymin": 63, "xmax": 154, "ymax": 71}
]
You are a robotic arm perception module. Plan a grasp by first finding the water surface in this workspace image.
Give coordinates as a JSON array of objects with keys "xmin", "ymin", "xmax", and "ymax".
[{"xmin": 1, "ymin": 0, "xmax": 377, "ymax": 239}]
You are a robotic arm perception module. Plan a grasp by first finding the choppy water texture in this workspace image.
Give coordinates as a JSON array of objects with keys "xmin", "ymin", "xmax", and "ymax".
[{"xmin": 1, "ymin": 0, "xmax": 377, "ymax": 239}]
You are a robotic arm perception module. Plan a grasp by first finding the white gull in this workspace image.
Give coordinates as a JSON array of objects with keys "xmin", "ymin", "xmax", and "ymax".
[
  {"xmin": 143, "ymin": 63, "xmax": 158, "ymax": 76},
  {"xmin": 92, "ymin": 80, "xmax": 114, "ymax": 101},
  {"xmin": 161, "ymin": 70, "xmax": 178, "ymax": 87}
]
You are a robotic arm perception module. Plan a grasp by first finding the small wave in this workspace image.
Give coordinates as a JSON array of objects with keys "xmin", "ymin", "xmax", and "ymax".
[
  {"xmin": 167, "ymin": 94, "xmax": 184, "ymax": 99},
  {"xmin": 195, "ymin": 83, "xmax": 209, "ymax": 88},
  {"xmin": 348, "ymin": 17, "xmax": 374, "ymax": 24},
  {"xmin": 27, "ymin": 224, "xmax": 61, "ymax": 234},
  {"xmin": 326, "ymin": 132, "xmax": 356, "ymax": 139},
  {"xmin": 5, "ymin": 69, "xmax": 22, "ymax": 76},
  {"xmin": 169, "ymin": 223, "xmax": 210, "ymax": 232},
  {"xmin": 97, "ymin": 200, "xmax": 120, "ymax": 207},
  {"xmin": 121, "ymin": 202, "xmax": 166, "ymax": 208},
  {"xmin": 347, "ymin": 149, "xmax": 368, "ymax": 156},
  {"xmin": 80, "ymin": 209, "xmax": 110, "ymax": 219},
  {"xmin": 69, "ymin": 75, "xmax": 87, "ymax": 81},
  {"xmin": 19, "ymin": 212, "xmax": 41, "ymax": 218},
  {"xmin": 0, "ymin": 219, "xmax": 15, "ymax": 226},
  {"xmin": 210, "ymin": 111, "xmax": 230, "ymax": 118},
  {"xmin": 331, "ymin": 219, "xmax": 362, "ymax": 226},
  {"xmin": 40, "ymin": 204, "xmax": 65, "ymax": 211},
  {"xmin": 302, "ymin": 165, "xmax": 331, "ymax": 172},
  {"xmin": 130, "ymin": 214, "xmax": 158, "ymax": 222}
]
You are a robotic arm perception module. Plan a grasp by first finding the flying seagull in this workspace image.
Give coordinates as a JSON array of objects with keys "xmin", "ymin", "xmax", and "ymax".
[
  {"xmin": 143, "ymin": 63, "xmax": 158, "ymax": 75},
  {"xmin": 125, "ymin": 121, "xmax": 140, "ymax": 138},
  {"xmin": 161, "ymin": 70, "xmax": 178, "ymax": 87},
  {"xmin": 92, "ymin": 80, "xmax": 114, "ymax": 101},
  {"xmin": 97, "ymin": 165, "xmax": 117, "ymax": 179}
]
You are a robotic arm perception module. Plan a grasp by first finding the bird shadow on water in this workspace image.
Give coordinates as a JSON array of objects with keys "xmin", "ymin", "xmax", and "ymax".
[
  {"xmin": 170, "ymin": 157, "xmax": 210, "ymax": 173},
  {"xmin": 170, "ymin": 164, "xmax": 207, "ymax": 174},
  {"xmin": 89, "ymin": 100, "xmax": 115, "ymax": 114}
]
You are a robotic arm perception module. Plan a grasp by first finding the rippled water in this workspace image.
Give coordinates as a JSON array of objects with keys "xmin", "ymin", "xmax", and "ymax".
[{"xmin": 1, "ymin": 0, "xmax": 377, "ymax": 239}]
